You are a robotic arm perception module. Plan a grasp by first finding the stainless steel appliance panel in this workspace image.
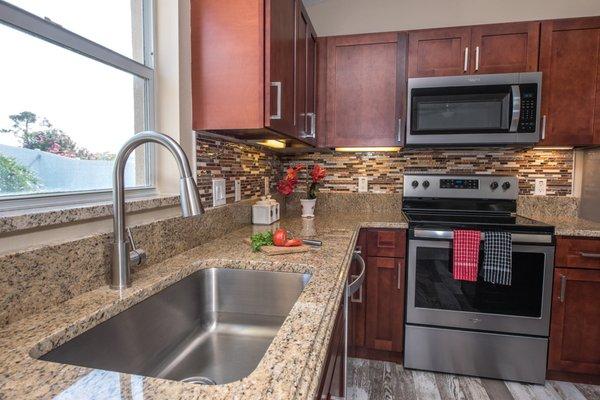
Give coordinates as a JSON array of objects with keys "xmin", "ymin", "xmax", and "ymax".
[
  {"xmin": 406, "ymin": 72, "xmax": 542, "ymax": 145},
  {"xmin": 404, "ymin": 325, "xmax": 548, "ymax": 384},
  {"xmin": 406, "ymin": 239, "xmax": 554, "ymax": 336}
]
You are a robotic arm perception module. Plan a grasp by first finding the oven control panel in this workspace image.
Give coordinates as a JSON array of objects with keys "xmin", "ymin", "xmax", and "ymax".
[
  {"xmin": 404, "ymin": 174, "xmax": 518, "ymax": 200},
  {"xmin": 440, "ymin": 179, "xmax": 479, "ymax": 190}
]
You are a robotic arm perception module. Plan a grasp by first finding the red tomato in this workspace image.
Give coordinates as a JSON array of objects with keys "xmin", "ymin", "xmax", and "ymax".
[
  {"xmin": 273, "ymin": 228, "xmax": 287, "ymax": 246},
  {"xmin": 284, "ymin": 239, "xmax": 302, "ymax": 247}
]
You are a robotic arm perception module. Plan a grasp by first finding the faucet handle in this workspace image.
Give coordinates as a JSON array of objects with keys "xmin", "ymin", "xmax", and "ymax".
[{"xmin": 127, "ymin": 228, "xmax": 147, "ymax": 267}]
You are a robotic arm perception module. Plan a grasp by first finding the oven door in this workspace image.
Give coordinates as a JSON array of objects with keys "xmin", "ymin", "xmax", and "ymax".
[{"xmin": 406, "ymin": 233, "xmax": 554, "ymax": 337}]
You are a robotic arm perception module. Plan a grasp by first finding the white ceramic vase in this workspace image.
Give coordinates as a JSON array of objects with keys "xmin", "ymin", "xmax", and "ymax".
[{"xmin": 300, "ymin": 198, "xmax": 317, "ymax": 218}]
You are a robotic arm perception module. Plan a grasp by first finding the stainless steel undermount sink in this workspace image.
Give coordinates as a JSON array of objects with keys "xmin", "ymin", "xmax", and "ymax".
[{"xmin": 39, "ymin": 268, "xmax": 311, "ymax": 385}]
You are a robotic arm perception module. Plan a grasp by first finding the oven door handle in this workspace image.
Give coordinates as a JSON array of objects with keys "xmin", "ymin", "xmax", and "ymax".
[
  {"xmin": 412, "ymin": 229, "xmax": 552, "ymax": 244},
  {"xmin": 510, "ymin": 84, "xmax": 521, "ymax": 132}
]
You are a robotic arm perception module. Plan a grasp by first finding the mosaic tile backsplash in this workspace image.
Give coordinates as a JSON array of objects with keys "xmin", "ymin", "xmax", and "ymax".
[
  {"xmin": 196, "ymin": 134, "xmax": 282, "ymax": 206},
  {"xmin": 280, "ymin": 148, "xmax": 574, "ymax": 196}
]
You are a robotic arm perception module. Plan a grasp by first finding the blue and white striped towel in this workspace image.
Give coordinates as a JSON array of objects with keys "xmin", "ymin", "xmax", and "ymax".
[{"xmin": 483, "ymin": 231, "xmax": 512, "ymax": 285}]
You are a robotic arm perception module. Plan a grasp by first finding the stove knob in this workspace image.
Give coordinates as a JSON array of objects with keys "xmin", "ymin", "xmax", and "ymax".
[
  {"xmin": 422, "ymin": 180, "xmax": 430, "ymax": 189},
  {"xmin": 502, "ymin": 182, "xmax": 511, "ymax": 190},
  {"xmin": 411, "ymin": 180, "xmax": 419, "ymax": 188},
  {"xmin": 490, "ymin": 181, "xmax": 499, "ymax": 190}
]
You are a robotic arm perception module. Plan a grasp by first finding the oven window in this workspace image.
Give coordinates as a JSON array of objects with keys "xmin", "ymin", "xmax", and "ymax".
[
  {"xmin": 414, "ymin": 246, "xmax": 545, "ymax": 317},
  {"xmin": 411, "ymin": 86, "xmax": 511, "ymax": 133}
]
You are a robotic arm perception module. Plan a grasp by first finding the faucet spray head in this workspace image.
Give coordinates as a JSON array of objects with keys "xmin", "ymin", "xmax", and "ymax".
[{"xmin": 180, "ymin": 176, "xmax": 204, "ymax": 217}]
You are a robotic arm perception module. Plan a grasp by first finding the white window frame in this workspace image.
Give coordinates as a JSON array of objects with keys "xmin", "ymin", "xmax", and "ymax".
[{"xmin": 0, "ymin": 0, "xmax": 156, "ymax": 212}]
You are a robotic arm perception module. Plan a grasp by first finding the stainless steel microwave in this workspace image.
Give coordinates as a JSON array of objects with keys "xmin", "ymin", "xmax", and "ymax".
[{"xmin": 406, "ymin": 72, "xmax": 542, "ymax": 146}]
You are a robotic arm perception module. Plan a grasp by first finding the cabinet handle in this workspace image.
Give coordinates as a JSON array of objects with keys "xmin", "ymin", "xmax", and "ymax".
[
  {"xmin": 301, "ymin": 112, "xmax": 316, "ymax": 139},
  {"xmin": 559, "ymin": 274, "xmax": 567, "ymax": 303},
  {"xmin": 579, "ymin": 251, "xmax": 600, "ymax": 259},
  {"xmin": 475, "ymin": 46, "xmax": 480, "ymax": 71},
  {"xmin": 541, "ymin": 115, "xmax": 547, "ymax": 140},
  {"xmin": 464, "ymin": 47, "xmax": 469, "ymax": 72},
  {"xmin": 270, "ymin": 82, "xmax": 282, "ymax": 120},
  {"xmin": 397, "ymin": 260, "xmax": 402, "ymax": 290},
  {"xmin": 397, "ymin": 118, "xmax": 404, "ymax": 142}
]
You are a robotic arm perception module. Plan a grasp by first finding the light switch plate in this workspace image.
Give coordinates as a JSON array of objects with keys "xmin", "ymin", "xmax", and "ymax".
[
  {"xmin": 358, "ymin": 177, "xmax": 368, "ymax": 193},
  {"xmin": 234, "ymin": 180, "xmax": 241, "ymax": 202},
  {"xmin": 212, "ymin": 178, "xmax": 226, "ymax": 207},
  {"xmin": 534, "ymin": 178, "xmax": 547, "ymax": 196}
]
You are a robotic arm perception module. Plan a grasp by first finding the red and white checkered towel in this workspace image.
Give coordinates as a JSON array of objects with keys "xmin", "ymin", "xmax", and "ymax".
[{"xmin": 453, "ymin": 230, "xmax": 480, "ymax": 282}]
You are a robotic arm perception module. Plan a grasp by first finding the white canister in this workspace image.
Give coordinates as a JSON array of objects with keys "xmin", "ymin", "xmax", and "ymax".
[{"xmin": 252, "ymin": 196, "xmax": 280, "ymax": 225}]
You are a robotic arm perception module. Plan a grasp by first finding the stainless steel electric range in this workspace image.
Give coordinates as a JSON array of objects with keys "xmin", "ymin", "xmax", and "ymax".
[{"xmin": 402, "ymin": 174, "xmax": 555, "ymax": 384}]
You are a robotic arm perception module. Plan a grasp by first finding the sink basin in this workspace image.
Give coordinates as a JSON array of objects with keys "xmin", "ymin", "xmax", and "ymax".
[{"xmin": 39, "ymin": 268, "xmax": 311, "ymax": 385}]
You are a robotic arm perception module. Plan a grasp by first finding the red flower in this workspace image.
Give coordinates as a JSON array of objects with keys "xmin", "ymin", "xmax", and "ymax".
[
  {"xmin": 310, "ymin": 164, "xmax": 326, "ymax": 183},
  {"xmin": 285, "ymin": 167, "xmax": 299, "ymax": 184},
  {"xmin": 277, "ymin": 179, "xmax": 295, "ymax": 196}
]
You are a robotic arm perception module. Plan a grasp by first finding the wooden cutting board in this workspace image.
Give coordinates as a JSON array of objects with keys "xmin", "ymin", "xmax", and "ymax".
[{"xmin": 243, "ymin": 239, "xmax": 310, "ymax": 255}]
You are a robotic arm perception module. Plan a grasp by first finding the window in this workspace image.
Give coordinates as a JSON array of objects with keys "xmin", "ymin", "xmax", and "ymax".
[{"xmin": 0, "ymin": 1, "xmax": 154, "ymax": 208}]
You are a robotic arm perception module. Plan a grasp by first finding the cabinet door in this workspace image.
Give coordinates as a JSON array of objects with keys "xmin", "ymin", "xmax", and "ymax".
[
  {"xmin": 325, "ymin": 33, "xmax": 403, "ymax": 147},
  {"xmin": 549, "ymin": 268, "xmax": 600, "ymax": 375},
  {"xmin": 306, "ymin": 25, "xmax": 318, "ymax": 143},
  {"xmin": 365, "ymin": 257, "xmax": 405, "ymax": 353},
  {"xmin": 539, "ymin": 17, "xmax": 600, "ymax": 146},
  {"xmin": 408, "ymin": 27, "xmax": 471, "ymax": 77},
  {"xmin": 266, "ymin": 0, "xmax": 297, "ymax": 136},
  {"xmin": 316, "ymin": 297, "xmax": 345, "ymax": 399},
  {"xmin": 296, "ymin": 5, "xmax": 317, "ymax": 143},
  {"xmin": 470, "ymin": 22, "xmax": 540, "ymax": 74}
]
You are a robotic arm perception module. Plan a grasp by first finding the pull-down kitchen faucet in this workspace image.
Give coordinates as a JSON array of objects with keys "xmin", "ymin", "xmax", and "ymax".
[{"xmin": 111, "ymin": 131, "xmax": 203, "ymax": 290}]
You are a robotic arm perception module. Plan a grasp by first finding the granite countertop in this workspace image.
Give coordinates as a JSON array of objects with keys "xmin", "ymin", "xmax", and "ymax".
[
  {"xmin": 543, "ymin": 216, "xmax": 600, "ymax": 238},
  {"xmin": 0, "ymin": 213, "xmax": 407, "ymax": 400}
]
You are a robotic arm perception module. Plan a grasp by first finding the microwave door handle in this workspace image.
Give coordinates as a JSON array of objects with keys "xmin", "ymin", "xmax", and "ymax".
[{"xmin": 510, "ymin": 85, "xmax": 521, "ymax": 132}]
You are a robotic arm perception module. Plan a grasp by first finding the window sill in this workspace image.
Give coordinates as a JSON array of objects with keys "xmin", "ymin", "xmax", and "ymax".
[{"xmin": 0, "ymin": 194, "xmax": 180, "ymax": 234}]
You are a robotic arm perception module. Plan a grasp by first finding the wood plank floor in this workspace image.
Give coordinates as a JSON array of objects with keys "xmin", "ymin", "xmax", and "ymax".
[{"xmin": 347, "ymin": 358, "xmax": 600, "ymax": 400}]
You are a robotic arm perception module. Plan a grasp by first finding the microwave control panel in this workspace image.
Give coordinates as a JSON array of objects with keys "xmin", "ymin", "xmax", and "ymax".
[{"xmin": 518, "ymin": 84, "xmax": 538, "ymax": 133}]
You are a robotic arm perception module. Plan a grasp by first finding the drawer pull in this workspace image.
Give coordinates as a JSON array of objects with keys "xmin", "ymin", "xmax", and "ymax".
[
  {"xmin": 579, "ymin": 251, "xmax": 600, "ymax": 259},
  {"xmin": 559, "ymin": 275, "xmax": 567, "ymax": 303}
]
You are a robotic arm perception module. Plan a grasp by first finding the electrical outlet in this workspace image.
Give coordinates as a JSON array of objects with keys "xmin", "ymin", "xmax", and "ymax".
[
  {"xmin": 358, "ymin": 177, "xmax": 368, "ymax": 193},
  {"xmin": 264, "ymin": 177, "xmax": 270, "ymax": 195},
  {"xmin": 534, "ymin": 178, "xmax": 547, "ymax": 196},
  {"xmin": 212, "ymin": 178, "xmax": 226, "ymax": 207},
  {"xmin": 234, "ymin": 180, "xmax": 241, "ymax": 202}
]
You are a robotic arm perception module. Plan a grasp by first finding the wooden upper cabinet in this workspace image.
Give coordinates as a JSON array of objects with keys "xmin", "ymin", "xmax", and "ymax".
[
  {"xmin": 549, "ymin": 268, "xmax": 600, "ymax": 377},
  {"xmin": 408, "ymin": 22, "xmax": 540, "ymax": 77},
  {"xmin": 408, "ymin": 27, "xmax": 471, "ymax": 77},
  {"xmin": 296, "ymin": 4, "xmax": 318, "ymax": 143},
  {"xmin": 324, "ymin": 32, "xmax": 406, "ymax": 147},
  {"xmin": 191, "ymin": 0, "xmax": 265, "ymax": 130},
  {"xmin": 191, "ymin": 0, "xmax": 318, "ymax": 144},
  {"xmin": 470, "ymin": 22, "xmax": 540, "ymax": 74},
  {"xmin": 267, "ymin": 0, "xmax": 297, "ymax": 136},
  {"xmin": 539, "ymin": 17, "xmax": 600, "ymax": 146}
]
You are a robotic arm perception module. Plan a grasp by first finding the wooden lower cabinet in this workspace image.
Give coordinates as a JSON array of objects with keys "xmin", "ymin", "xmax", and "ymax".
[
  {"xmin": 548, "ymin": 236, "xmax": 600, "ymax": 384},
  {"xmin": 365, "ymin": 257, "xmax": 405, "ymax": 353},
  {"xmin": 548, "ymin": 267, "xmax": 600, "ymax": 382},
  {"xmin": 316, "ymin": 296, "xmax": 345, "ymax": 399},
  {"xmin": 348, "ymin": 229, "xmax": 406, "ymax": 362}
]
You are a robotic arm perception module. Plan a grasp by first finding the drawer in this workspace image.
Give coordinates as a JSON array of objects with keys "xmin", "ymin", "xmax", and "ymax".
[
  {"xmin": 366, "ymin": 229, "xmax": 406, "ymax": 258},
  {"xmin": 556, "ymin": 237, "xmax": 600, "ymax": 270}
]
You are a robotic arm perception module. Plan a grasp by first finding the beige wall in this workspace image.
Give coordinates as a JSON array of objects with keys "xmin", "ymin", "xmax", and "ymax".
[
  {"xmin": 305, "ymin": 0, "xmax": 600, "ymax": 37},
  {"xmin": 155, "ymin": 0, "xmax": 195, "ymax": 194}
]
